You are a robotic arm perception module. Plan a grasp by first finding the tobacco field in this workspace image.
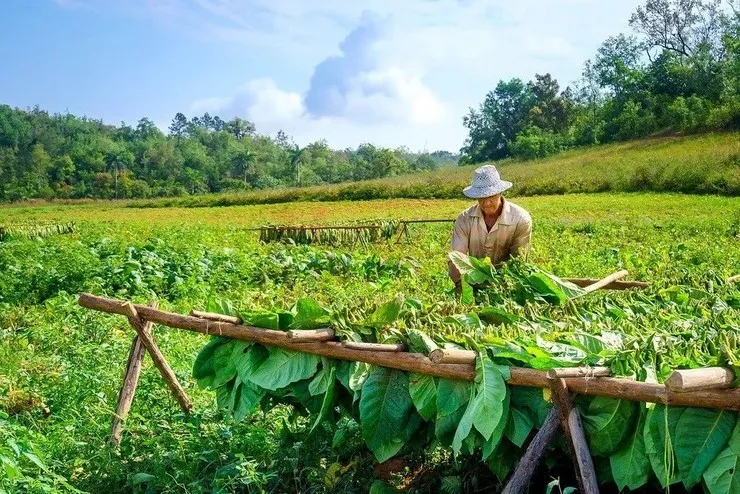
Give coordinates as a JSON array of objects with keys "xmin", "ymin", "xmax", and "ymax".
[{"xmin": 1, "ymin": 193, "xmax": 739, "ymax": 493}]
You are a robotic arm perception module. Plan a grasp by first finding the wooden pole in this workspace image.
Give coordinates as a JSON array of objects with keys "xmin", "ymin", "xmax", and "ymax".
[
  {"xmin": 341, "ymin": 341, "xmax": 408, "ymax": 352},
  {"xmin": 109, "ymin": 301, "xmax": 157, "ymax": 446},
  {"xmin": 429, "ymin": 348, "xmax": 477, "ymax": 365},
  {"xmin": 286, "ymin": 328, "xmax": 335, "ymax": 342},
  {"xmin": 582, "ymin": 270, "xmax": 630, "ymax": 293},
  {"xmin": 190, "ymin": 309, "xmax": 241, "ymax": 325},
  {"xmin": 502, "ymin": 408, "xmax": 560, "ymax": 494},
  {"xmin": 564, "ymin": 278, "xmax": 648, "ymax": 290},
  {"xmin": 548, "ymin": 377, "xmax": 599, "ymax": 494},
  {"xmin": 121, "ymin": 302, "xmax": 192, "ymax": 414},
  {"xmin": 547, "ymin": 367, "xmax": 611, "ymax": 379},
  {"xmin": 77, "ymin": 294, "xmax": 740, "ymax": 411},
  {"xmin": 665, "ymin": 368, "xmax": 735, "ymax": 392}
]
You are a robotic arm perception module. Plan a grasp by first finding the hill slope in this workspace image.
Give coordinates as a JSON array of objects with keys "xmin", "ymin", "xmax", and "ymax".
[{"xmin": 130, "ymin": 132, "xmax": 740, "ymax": 208}]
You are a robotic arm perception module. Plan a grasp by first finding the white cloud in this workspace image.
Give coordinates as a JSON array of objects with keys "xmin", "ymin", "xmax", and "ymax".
[{"xmin": 51, "ymin": 0, "xmax": 648, "ymax": 151}]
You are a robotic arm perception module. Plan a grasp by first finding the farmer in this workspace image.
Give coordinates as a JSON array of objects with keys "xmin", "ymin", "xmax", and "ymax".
[{"xmin": 448, "ymin": 165, "xmax": 532, "ymax": 290}]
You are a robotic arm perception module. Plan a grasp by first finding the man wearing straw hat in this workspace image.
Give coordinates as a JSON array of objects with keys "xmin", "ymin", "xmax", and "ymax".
[{"xmin": 449, "ymin": 165, "xmax": 532, "ymax": 289}]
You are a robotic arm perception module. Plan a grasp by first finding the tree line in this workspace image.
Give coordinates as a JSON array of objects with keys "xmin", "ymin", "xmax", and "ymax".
[
  {"xmin": 461, "ymin": 0, "xmax": 740, "ymax": 162},
  {"xmin": 1, "ymin": 0, "xmax": 738, "ymax": 201},
  {"xmin": 0, "ymin": 108, "xmax": 458, "ymax": 201}
]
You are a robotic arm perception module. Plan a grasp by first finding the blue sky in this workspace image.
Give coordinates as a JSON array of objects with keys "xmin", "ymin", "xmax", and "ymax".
[{"xmin": 1, "ymin": 0, "xmax": 644, "ymax": 151}]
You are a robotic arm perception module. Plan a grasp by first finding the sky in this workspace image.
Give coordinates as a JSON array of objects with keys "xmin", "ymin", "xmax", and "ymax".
[{"xmin": 0, "ymin": 0, "xmax": 645, "ymax": 152}]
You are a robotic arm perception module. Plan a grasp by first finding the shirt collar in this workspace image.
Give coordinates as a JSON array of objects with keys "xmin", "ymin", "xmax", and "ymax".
[{"xmin": 471, "ymin": 198, "xmax": 513, "ymax": 225}]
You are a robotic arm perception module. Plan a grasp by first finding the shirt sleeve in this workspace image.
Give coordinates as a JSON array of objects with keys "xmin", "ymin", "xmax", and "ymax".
[
  {"xmin": 510, "ymin": 218, "xmax": 532, "ymax": 260},
  {"xmin": 448, "ymin": 216, "xmax": 470, "ymax": 284}
]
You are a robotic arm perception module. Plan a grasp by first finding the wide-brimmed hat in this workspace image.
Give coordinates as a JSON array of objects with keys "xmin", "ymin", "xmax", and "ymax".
[{"xmin": 463, "ymin": 165, "xmax": 513, "ymax": 199}]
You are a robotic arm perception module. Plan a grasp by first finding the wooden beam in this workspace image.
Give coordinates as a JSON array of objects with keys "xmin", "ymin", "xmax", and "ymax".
[
  {"xmin": 548, "ymin": 377, "xmax": 599, "ymax": 494},
  {"xmin": 190, "ymin": 309, "xmax": 241, "ymax": 325},
  {"xmin": 564, "ymin": 278, "xmax": 648, "ymax": 290},
  {"xmin": 547, "ymin": 367, "xmax": 611, "ymax": 379},
  {"xmin": 109, "ymin": 301, "xmax": 157, "ymax": 446},
  {"xmin": 341, "ymin": 341, "xmax": 407, "ymax": 352},
  {"xmin": 665, "ymin": 368, "xmax": 735, "ymax": 392},
  {"xmin": 428, "ymin": 348, "xmax": 477, "ymax": 365},
  {"xmin": 77, "ymin": 294, "xmax": 740, "ymax": 410},
  {"xmin": 121, "ymin": 302, "xmax": 192, "ymax": 414},
  {"xmin": 582, "ymin": 270, "xmax": 629, "ymax": 293},
  {"xmin": 502, "ymin": 408, "xmax": 560, "ymax": 494},
  {"xmin": 286, "ymin": 328, "xmax": 335, "ymax": 342}
]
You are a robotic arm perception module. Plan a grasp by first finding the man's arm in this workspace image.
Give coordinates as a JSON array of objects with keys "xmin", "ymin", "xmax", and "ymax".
[
  {"xmin": 510, "ymin": 218, "xmax": 532, "ymax": 260},
  {"xmin": 448, "ymin": 217, "xmax": 470, "ymax": 286}
]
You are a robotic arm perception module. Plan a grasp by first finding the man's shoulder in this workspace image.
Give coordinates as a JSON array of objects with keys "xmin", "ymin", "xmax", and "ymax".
[
  {"xmin": 506, "ymin": 200, "xmax": 532, "ymax": 223},
  {"xmin": 455, "ymin": 204, "xmax": 479, "ymax": 221}
]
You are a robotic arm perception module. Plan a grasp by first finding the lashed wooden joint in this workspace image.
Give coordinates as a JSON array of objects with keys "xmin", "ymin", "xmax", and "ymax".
[
  {"xmin": 547, "ymin": 367, "xmax": 611, "ymax": 379},
  {"xmin": 341, "ymin": 341, "xmax": 407, "ymax": 352},
  {"xmin": 429, "ymin": 348, "xmax": 477, "ymax": 365},
  {"xmin": 286, "ymin": 328, "xmax": 335, "ymax": 342},
  {"xmin": 190, "ymin": 309, "xmax": 242, "ymax": 325},
  {"xmin": 665, "ymin": 367, "xmax": 735, "ymax": 392}
]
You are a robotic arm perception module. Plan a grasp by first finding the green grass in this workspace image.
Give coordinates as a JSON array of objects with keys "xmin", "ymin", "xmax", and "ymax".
[
  {"xmin": 124, "ymin": 132, "xmax": 740, "ymax": 209},
  {"xmin": 1, "ymin": 193, "xmax": 739, "ymax": 492}
]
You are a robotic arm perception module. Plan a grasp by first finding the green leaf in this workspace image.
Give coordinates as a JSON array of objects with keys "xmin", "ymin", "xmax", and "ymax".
[
  {"xmin": 230, "ymin": 378, "xmax": 265, "ymax": 423},
  {"xmin": 364, "ymin": 294, "xmax": 405, "ymax": 328},
  {"xmin": 236, "ymin": 345, "xmax": 269, "ymax": 384},
  {"xmin": 471, "ymin": 356, "xmax": 508, "ymax": 441},
  {"xmin": 582, "ymin": 397, "xmax": 638, "ymax": 456},
  {"xmin": 443, "ymin": 313, "xmax": 483, "ymax": 330},
  {"xmin": 192, "ymin": 337, "xmax": 228, "ymax": 388},
  {"xmin": 478, "ymin": 307, "xmax": 520, "ymax": 326},
  {"xmin": 291, "ymin": 298, "xmax": 331, "ymax": 329},
  {"xmin": 239, "ymin": 310, "xmax": 280, "ymax": 329},
  {"xmin": 211, "ymin": 341, "xmax": 238, "ymax": 388},
  {"xmin": 448, "ymin": 251, "xmax": 495, "ymax": 285},
  {"xmin": 526, "ymin": 269, "xmax": 585, "ymax": 304},
  {"xmin": 308, "ymin": 361, "xmax": 334, "ymax": 396},
  {"xmin": 460, "ymin": 279, "xmax": 474, "ymax": 305},
  {"xmin": 369, "ymin": 480, "xmax": 401, "ymax": 494},
  {"xmin": 505, "ymin": 407, "xmax": 534, "ymax": 447},
  {"xmin": 730, "ymin": 422, "xmax": 740, "ymax": 455},
  {"xmin": 644, "ymin": 405, "xmax": 685, "ymax": 488},
  {"xmin": 451, "ymin": 387, "xmax": 476, "ymax": 455},
  {"xmin": 610, "ymin": 407, "xmax": 650, "ymax": 491},
  {"xmin": 248, "ymin": 348, "xmax": 320, "ymax": 391},
  {"xmin": 510, "ymin": 387, "xmax": 552, "ymax": 427},
  {"xmin": 132, "ymin": 472, "xmax": 156, "ymax": 485},
  {"xmin": 360, "ymin": 367, "xmax": 419, "ymax": 462},
  {"xmin": 675, "ymin": 408, "xmax": 737, "ymax": 489},
  {"xmin": 435, "ymin": 379, "xmax": 473, "ymax": 446},
  {"xmin": 482, "ymin": 390, "xmax": 511, "ymax": 460},
  {"xmin": 703, "ymin": 447, "xmax": 740, "ymax": 494},
  {"xmin": 310, "ymin": 365, "xmax": 337, "ymax": 435},
  {"xmin": 406, "ymin": 329, "xmax": 439, "ymax": 354},
  {"xmin": 349, "ymin": 361, "xmax": 370, "ymax": 391},
  {"xmin": 409, "ymin": 373, "xmax": 437, "ymax": 421}
]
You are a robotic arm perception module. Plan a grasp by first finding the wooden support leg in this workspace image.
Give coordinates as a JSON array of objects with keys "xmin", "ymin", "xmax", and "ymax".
[
  {"xmin": 549, "ymin": 377, "xmax": 600, "ymax": 494},
  {"xmin": 109, "ymin": 303, "xmax": 157, "ymax": 446},
  {"xmin": 121, "ymin": 302, "xmax": 193, "ymax": 415},
  {"xmin": 502, "ymin": 408, "xmax": 560, "ymax": 494}
]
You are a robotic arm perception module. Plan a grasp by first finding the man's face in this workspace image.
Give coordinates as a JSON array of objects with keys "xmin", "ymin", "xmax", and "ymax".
[{"xmin": 477, "ymin": 194, "xmax": 502, "ymax": 215}]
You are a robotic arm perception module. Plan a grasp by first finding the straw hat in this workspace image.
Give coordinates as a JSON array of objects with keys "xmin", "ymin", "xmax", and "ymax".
[{"xmin": 463, "ymin": 165, "xmax": 513, "ymax": 199}]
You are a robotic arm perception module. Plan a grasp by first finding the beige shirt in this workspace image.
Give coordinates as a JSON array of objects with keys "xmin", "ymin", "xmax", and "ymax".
[{"xmin": 448, "ymin": 199, "xmax": 532, "ymax": 283}]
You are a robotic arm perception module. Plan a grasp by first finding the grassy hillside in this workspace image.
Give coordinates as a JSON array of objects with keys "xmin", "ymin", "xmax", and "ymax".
[{"xmin": 126, "ymin": 132, "xmax": 740, "ymax": 208}]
